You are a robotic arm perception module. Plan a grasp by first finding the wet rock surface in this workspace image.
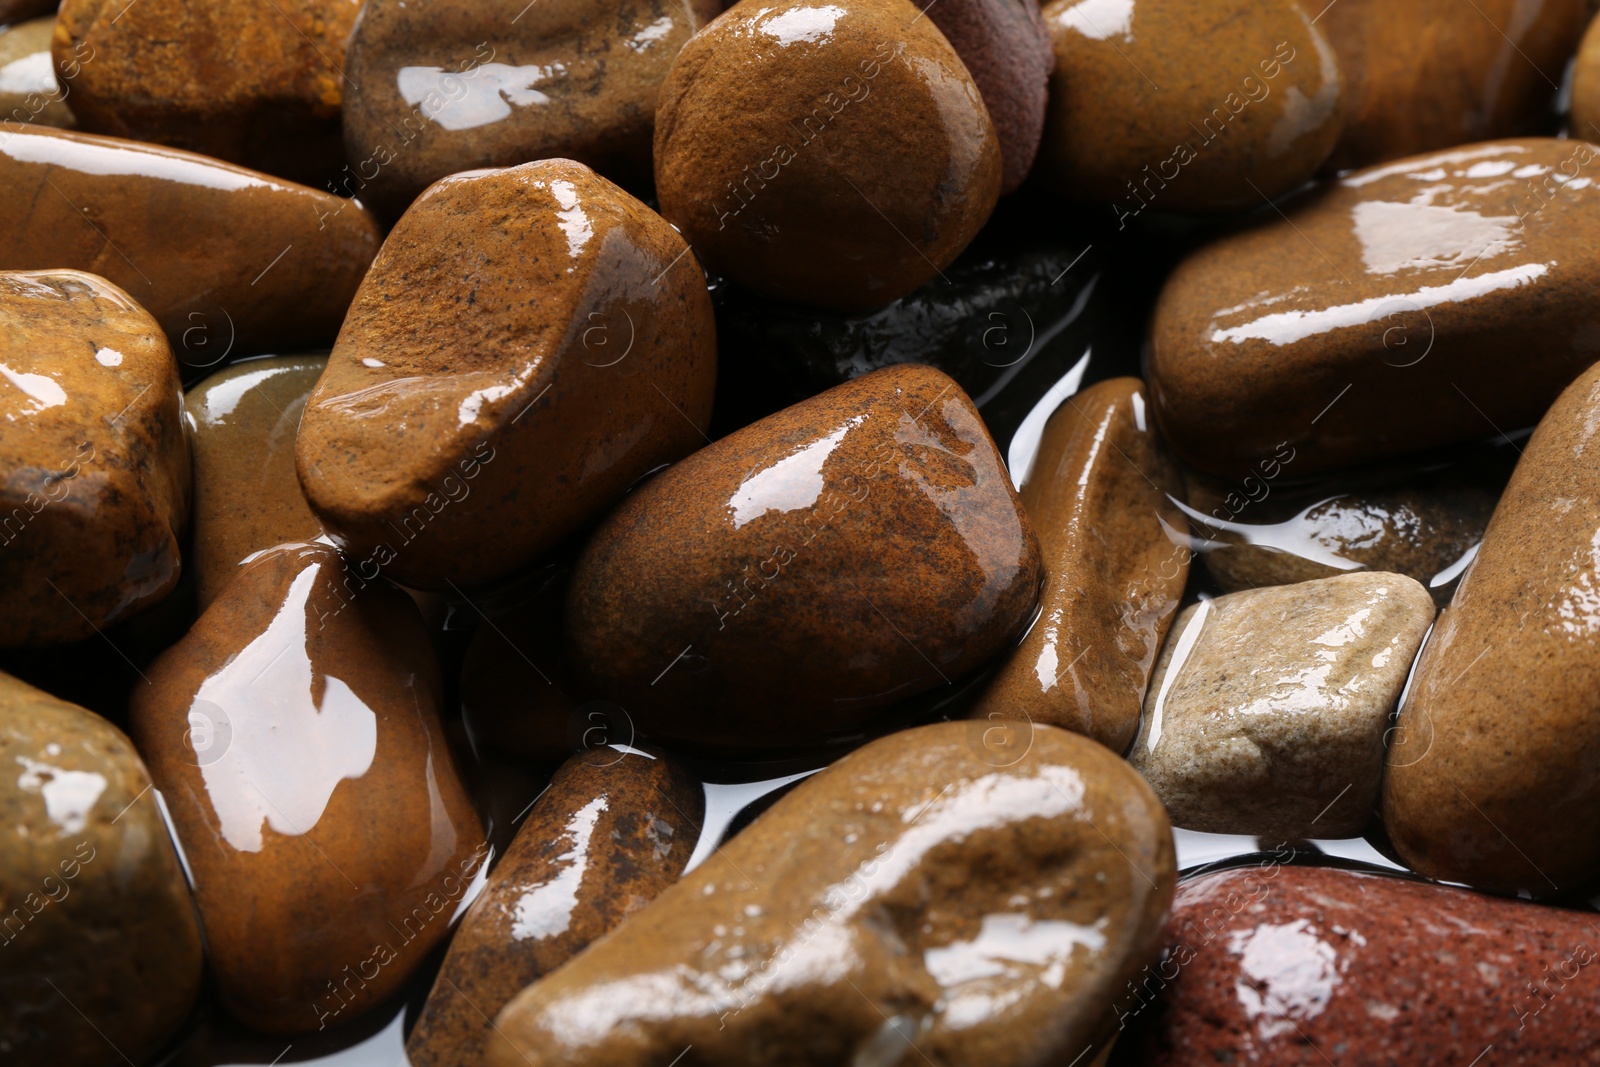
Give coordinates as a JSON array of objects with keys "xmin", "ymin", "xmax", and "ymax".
[{"xmin": 0, "ymin": 18, "xmax": 74, "ymax": 129}]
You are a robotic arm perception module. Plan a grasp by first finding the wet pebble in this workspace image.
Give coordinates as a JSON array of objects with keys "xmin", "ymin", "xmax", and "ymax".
[{"xmin": 0, "ymin": 18, "xmax": 73, "ymax": 129}]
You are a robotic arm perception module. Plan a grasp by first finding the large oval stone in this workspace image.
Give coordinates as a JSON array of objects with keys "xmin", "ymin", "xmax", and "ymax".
[
  {"xmin": 128, "ymin": 542, "xmax": 486, "ymax": 1033},
  {"xmin": 566, "ymin": 363, "xmax": 1041, "ymax": 755},
  {"xmin": 296, "ymin": 158, "xmax": 716, "ymax": 590},
  {"xmin": 1384, "ymin": 360, "xmax": 1600, "ymax": 896},
  {"xmin": 1148, "ymin": 138, "xmax": 1600, "ymax": 478},
  {"xmin": 489, "ymin": 722, "xmax": 1175, "ymax": 1067}
]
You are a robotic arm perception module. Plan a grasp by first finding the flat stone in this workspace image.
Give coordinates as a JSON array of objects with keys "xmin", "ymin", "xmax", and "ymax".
[
  {"xmin": 1131, "ymin": 572, "xmax": 1434, "ymax": 839},
  {"xmin": 0, "ymin": 18, "xmax": 73, "ymax": 129},
  {"xmin": 489, "ymin": 721, "xmax": 1174, "ymax": 1067},
  {"xmin": 0, "ymin": 671, "xmax": 203, "ymax": 1065},
  {"xmin": 0, "ymin": 269, "xmax": 188, "ymax": 646}
]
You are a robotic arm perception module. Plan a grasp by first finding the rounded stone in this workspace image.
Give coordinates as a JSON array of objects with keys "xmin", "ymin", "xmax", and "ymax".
[{"xmin": 0, "ymin": 18, "xmax": 73, "ymax": 129}]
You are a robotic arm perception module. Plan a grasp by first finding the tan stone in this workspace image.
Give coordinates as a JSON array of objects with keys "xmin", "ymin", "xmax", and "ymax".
[{"xmin": 0, "ymin": 18, "xmax": 73, "ymax": 129}]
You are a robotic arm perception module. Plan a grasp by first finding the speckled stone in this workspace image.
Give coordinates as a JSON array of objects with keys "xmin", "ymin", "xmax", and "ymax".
[
  {"xmin": 1115, "ymin": 865, "xmax": 1600, "ymax": 1065},
  {"xmin": 129, "ymin": 542, "xmax": 485, "ymax": 1034},
  {"xmin": 1131, "ymin": 573, "xmax": 1434, "ymax": 840},
  {"xmin": 1307, "ymin": 0, "xmax": 1586, "ymax": 171},
  {"xmin": 1149, "ymin": 138, "xmax": 1600, "ymax": 479},
  {"xmin": 1384, "ymin": 362, "xmax": 1600, "ymax": 896},
  {"xmin": 187, "ymin": 356, "xmax": 325, "ymax": 610},
  {"xmin": 0, "ymin": 269, "xmax": 188, "ymax": 647},
  {"xmin": 566, "ymin": 363, "xmax": 1041, "ymax": 756},
  {"xmin": 296, "ymin": 158, "xmax": 716, "ymax": 590},
  {"xmin": 343, "ymin": 0, "xmax": 716, "ymax": 218},
  {"xmin": 654, "ymin": 0, "xmax": 1003, "ymax": 313},
  {"xmin": 489, "ymin": 722, "xmax": 1175, "ymax": 1067},
  {"xmin": 1039, "ymin": 0, "xmax": 1341, "ymax": 214},
  {"xmin": 0, "ymin": 124, "xmax": 381, "ymax": 358},
  {"xmin": 53, "ymin": 0, "xmax": 360, "ymax": 185},
  {"xmin": 0, "ymin": 19, "xmax": 74, "ymax": 129},
  {"xmin": 969, "ymin": 378, "xmax": 1188, "ymax": 755},
  {"xmin": 407, "ymin": 747, "xmax": 703, "ymax": 1067},
  {"xmin": 0, "ymin": 672, "xmax": 203, "ymax": 1067}
]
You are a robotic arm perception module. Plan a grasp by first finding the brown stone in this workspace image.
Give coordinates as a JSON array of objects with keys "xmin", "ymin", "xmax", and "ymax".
[
  {"xmin": 52, "ymin": 0, "xmax": 359, "ymax": 185},
  {"xmin": 0, "ymin": 123, "xmax": 381, "ymax": 360},
  {"xmin": 0, "ymin": 0, "xmax": 53, "ymax": 23},
  {"xmin": 1115, "ymin": 865, "xmax": 1600, "ymax": 1064},
  {"xmin": 1308, "ymin": 0, "xmax": 1587, "ymax": 171},
  {"xmin": 1383, "ymin": 361, "xmax": 1600, "ymax": 897},
  {"xmin": 1148, "ymin": 138, "xmax": 1600, "ymax": 479},
  {"xmin": 0, "ymin": 671, "xmax": 203, "ymax": 1066},
  {"xmin": 0, "ymin": 18, "xmax": 73, "ymax": 129},
  {"xmin": 565, "ymin": 363, "xmax": 1041, "ymax": 756},
  {"xmin": 0, "ymin": 269, "xmax": 187, "ymax": 647},
  {"xmin": 296, "ymin": 158, "xmax": 716, "ymax": 590},
  {"xmin": 1574, "ymin": 14, "xmax": 1600, "ymax": 145},
  {"xmin": 187, "ymin": 355, "xmax": 326, "ymax": 610},
  {"xmin": 968, "ymin": 378, "xmax": 1187, "ymax": 755},
  {"xmin": 128, "ymin": 542, "xmax": 485, "ymax": 1033},
  {"xmin": 342, "ymin": 0, "xmax": 716, "ymax": 218},
  {"xmin": 407, "ymin": 747, "xmax": 703, "ymax": 1067},
  {"xmin": 489, "ymin": 722, "xmax": 1175, "ymax": 1067},
  {"xmin": 654, "ymin": 0, "xmax": 1002, "ymax": 312},
  {"xmin": 1039, "ymin": 0, "xmax": 1342, "ymax": 215}
]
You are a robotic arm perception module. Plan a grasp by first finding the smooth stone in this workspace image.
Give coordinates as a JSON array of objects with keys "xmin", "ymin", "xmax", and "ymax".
[
  {"xmin": 1040, "ymin": 0, "xmax": 1341, "ymax": 215},
  {"xmin": 1115, "ymin": 865, "xmax": 1600, "ymax": 1063},
  {"xmin": 1309, "ymin": 0, "xmax": 1586, "ymax": 171},
  {"xmin": 925, "ymin": 0, "xmax": 1053, "ymax": 194},
  {"xmin": 343, "ymin": 0, "xmax": 715, "ymax": 218},
  {"xmin": 187, "ymin": 355, "xmax": 326, "ymax": 610},
  {"xmin": 969, "ymin": 378, "xmax": 1188, "ymax": 755},
  {"xmin": 1149, "ymin": 138, "xmax": 1600, "ymax": 479},
  {"xmin": 128, "ymin": 542, "xmax": 485, "ymax": 1033},
  {"xmin": 1131, "ymin": 573, "xmax": 1434, "ymax": 840},
  {"xmin": 296, "ymin": 158, "xmax": 715, "ymax": 590},
  {"xmin": 0, "ymin": 269, "xmax": 188, "ymax": 647},
  {"xmin": 0, "ymin": 672, "xmax": 203, "ymax": 1066},
  {"xmin": 654, "ymin": 0, "xmax": 1002, "ymax": 313},
  {"xmin": 1384, "ymin": 361, "xmax": 1600, "ymax": 896},
  {"xmin": 0, "ymin": 124, "xmax": 380, "ymax": 361},
  {"xmin": 0, "ymin": 18, "xmax": 73, "ymax": 129},
  {"xmin": 1574, "ymin": 14, "xmax": 1600, "ymax": 144},
  {"xmin": 565, "ymin": 364, "xmax": 1042, "ymax": 755},
  {"xmin": 53, "ymin": 0, "xmax": 359, "ymax": 185},
  {"xmin": 488, "ymin": 722, "xmax": 1175, "ymax": 1067},
  {"xmin": 406, "ymin": 747, "xmax": 703, "ymax": 1067},
  {"xmin": 0, "ymin": 0, "xmax": 53, "ymax": 22}
]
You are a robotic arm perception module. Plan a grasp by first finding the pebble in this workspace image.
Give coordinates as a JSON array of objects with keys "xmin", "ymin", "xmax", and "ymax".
[
  {"xmin": 296, "ymin": 158, "xmax": 716, "ymax": 590},
  {"xmin": 128, "ymin": 542, "xmax": 485, "ymax": 1033},
  {"xmin": 1574, "ymin": 14, "xmax": 1600, "ymax": 144},
  {"xmin": 489, "ymin": 721, "xmax": 1174, "ymax": 1067},
  {"xmin": 1384, "ymin": 360, "xmax": 1600, "ymax": 896},
  {"xmin": 186, "ymin": 355, "xmax": 326, "ymax": 610},
  {"xmin": 1039, "ymin": 0, "xmax": 1342, "ymax": 214},
  {"xmin": 1131, "ymin": 572, "xmax": 1434, "ymax": 840},
  {"xmin": 654, "ymin": 0, "xmax": 1002, "ymax": 312},
  {"xmin": 0, "ymin": 671, "xmax": 203, "ymax": 1065},
  {"xmin": 0, "ymin": 269, "xmax": 188, "ymax": 647},
  {"xmin": 406, "ymin": 747, "xmax": 703, "ymax": 1067},
  {"xmin": 969, "ymin": 378, "xmax": 1188, "ymax": 755},
  {"xmin": 565, "ymin": 363, "xmax": 1041, "ymax": 755},
  {"xmin": 0, "ymin": 18, "xmax": 73, "ymax": 129},
  {"xmin": 1148, "ymin": 138, "xmax": 1600, "ymax": 478}
]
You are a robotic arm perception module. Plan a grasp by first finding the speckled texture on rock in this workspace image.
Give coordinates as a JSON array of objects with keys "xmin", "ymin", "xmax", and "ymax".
[
  {"xmin": 1040, "ymin": 0, "xmax": 1342, "ymax": 214},
  {"xmin": 489, "ymin": 722, "xmax": 1175, "ymax": 1067},
  {"xmin": 407, "ymin": 747, "xmax": 703, "ymax": 1067},
  {"xmin": 0, "ymin": 672, "xmax": 203, "ymax": 1067},
  {"xmin": 968, "ymin": 378, "xmax": 1187, "ymax": 755},
  {"xmin": 654, "ymin": 0, "xmax": 1003, "ymax": 313},
  {"xmin": 1148, "ymin": 138, "xmax": 1600, "ymax": 479},
  {"xmin": 1115, "ymin": 865, "xmax": 1600, "ymax": 1065},
  {"xmin": 1131, "ymin": 573, "xmax": 1434, "ymax": 839},
  {"xmin": 1306, "ymin": 0, "xmax": 1587, "ymax": 171},
  {"xmin": 187, "ymin": 356, "xmax": 325, "ymax": 610},
  {"xmin": 565, "ymin": 363, "xmax": 1041, "ymax": 756},
  {"xmin": 129, "ymin": 542, "xmax": 485, "ymax": 1033},
  {"xmin": 343, "ymin": 0, "xmax": 715, "ymax": 218},
  {"xmin": 0, "ymin": 269, "xmax": 188, "ymax": 647},
  {"xmin": 52, "ymin": 0, "xmax": 360, "ymax": 185},
  {"xmin": 0, "ymin": 124, "xmax": 381, "ymax": 358},
  {"xmin": 0, "ymin": 19, "xmax": 74, "ymax": 129},
  {"xmin": 1384, "ymin": 361, "xmax": 1600, "ymax": 897}
]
